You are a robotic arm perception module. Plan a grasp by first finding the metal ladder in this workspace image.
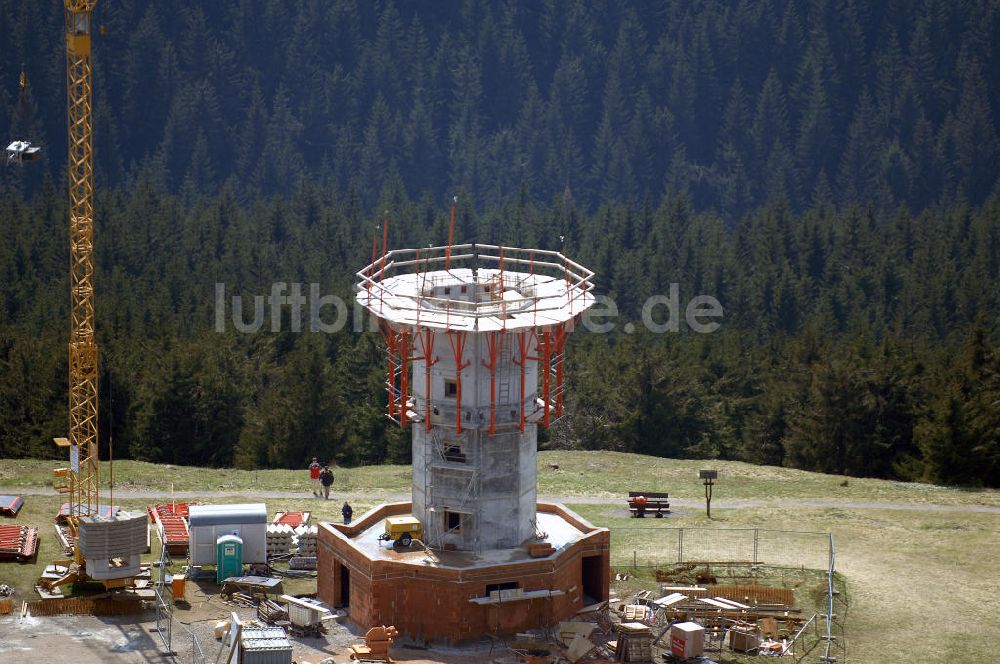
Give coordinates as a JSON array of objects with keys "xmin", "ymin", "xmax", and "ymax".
[{"xmin": 497, "ymin": 336, "xmax": 512, "ymax": 405}]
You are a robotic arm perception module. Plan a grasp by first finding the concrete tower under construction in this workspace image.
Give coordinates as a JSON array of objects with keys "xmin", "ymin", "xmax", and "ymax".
[{"xmin": 317, "ymin": 240, "xmax": 610, "ymax": 641}]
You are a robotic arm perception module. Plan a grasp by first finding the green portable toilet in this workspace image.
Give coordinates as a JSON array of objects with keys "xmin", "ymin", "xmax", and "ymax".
[{"xmin": 216, "ymin": 534, "xmax": 243, "ymax": 583}]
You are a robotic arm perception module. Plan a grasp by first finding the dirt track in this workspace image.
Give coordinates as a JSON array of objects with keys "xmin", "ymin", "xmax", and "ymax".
[{"xmin": 4, "ymin": 485, "xmax": 999, "ymax": 513}]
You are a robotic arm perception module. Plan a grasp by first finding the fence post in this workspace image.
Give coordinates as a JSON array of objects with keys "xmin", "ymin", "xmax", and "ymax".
[
  {"xmin": 633, "ymin": 550, "xmax": 637, "ymax": 569},
  {"xmin": 753, "ymin": 528, "xmax": 759, "ymax": 566},
  {"xmin": 678, "ymin": 528, "xmax": 684, "ymax": 563}
]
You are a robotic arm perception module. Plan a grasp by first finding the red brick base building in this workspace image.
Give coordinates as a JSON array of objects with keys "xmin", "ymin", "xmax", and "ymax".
[{"xmin": 317, "ymin": 502, "xmax": 610, "ymax": 642}]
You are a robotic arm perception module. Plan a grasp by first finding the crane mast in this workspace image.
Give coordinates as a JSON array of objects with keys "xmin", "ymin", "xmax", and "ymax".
[
  {"xmin": 60, "ymin": 0, "xmax": 100, "ymax": 532},
  {"xmin": 42, "ymin": 1, "xmax": 146, "ymax": 594}
]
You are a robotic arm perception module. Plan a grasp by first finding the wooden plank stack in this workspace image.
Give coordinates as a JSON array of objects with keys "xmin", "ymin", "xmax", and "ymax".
[
  {"xmin": 615, "ymin": 621, "xmax": 653, "ymax": 662},
  {"xmin": 26, "ymin": 597, "xmax": 144, "ymax": 616},
  {"xmin": 712, "ymin": 584, "xmax": 795, "ymax": 607},
  {"xmin": 257, "ymin": 598, "xmax": 287, "ymax": 624}
]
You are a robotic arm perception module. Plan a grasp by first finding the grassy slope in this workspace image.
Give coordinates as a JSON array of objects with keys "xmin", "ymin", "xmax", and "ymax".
[
  {"xmin": 3, "ymin": 451, "xmax": 999, "ymax": 506},
  {"xmin": 1, "ymin": 451, "xmax": 998, "ymax": 664}
]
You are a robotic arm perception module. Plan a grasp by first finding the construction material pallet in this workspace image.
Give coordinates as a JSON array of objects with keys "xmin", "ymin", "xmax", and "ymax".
[
  {"xmin": 148, "ymin": 503, "xmax": 193, "ymax": 555},
  {"xmin": 54, "ymin": 521, "xmax": 75, "ymax": 554},
  {"xmin": 0, "ymin": 495, "xmax": 25, "ymax": 517},
  {"xmin": 0, "ymin": 524, "xmax": 39, "ymax": 560},
  {"xmin": 26, "ymin": 597, "xmax": 144, "ymax": 616}
]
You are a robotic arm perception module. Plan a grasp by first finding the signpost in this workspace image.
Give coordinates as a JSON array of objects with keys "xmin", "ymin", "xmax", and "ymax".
[{"xmin": 699, "ymin": 470, "xmax": 718, "ymax": 518}]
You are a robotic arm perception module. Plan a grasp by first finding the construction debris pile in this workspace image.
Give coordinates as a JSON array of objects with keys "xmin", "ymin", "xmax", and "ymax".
[
  {"xmin": 0, "ymin": 583, "xmax": 14, "ymax": 615},
  {"xmin": 219, "ymin": 578, "xmax": 341, "ymax": 638},
  {"xmin": 486, "ymin": 579, "xmax": 809, "ymax": 663},
  {"xmin": 610, "ymin": 581, "xmax": 809, "ymax": 660}
]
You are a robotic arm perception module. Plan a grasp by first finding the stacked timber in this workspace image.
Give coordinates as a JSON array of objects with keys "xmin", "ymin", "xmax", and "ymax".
[
  {"xmin": 614, "ymin": 622, "xmax": 653, "ymax": 662},
  {"xmin": 257, "ymin": 598, "xmax": 287, "ymax": 624}
]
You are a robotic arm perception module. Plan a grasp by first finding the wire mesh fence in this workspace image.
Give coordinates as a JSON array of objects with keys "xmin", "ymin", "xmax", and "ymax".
[
  {"xmin": 608, "ymin": 526, "xmax": 846, "ymax": 663},
  {"xmin": 152, "ymin": 541, "xmax": 210, "ymax": 663},
  {"xmin": 609, "ymin": 526, "xmax": 832, "ymax": 571}
]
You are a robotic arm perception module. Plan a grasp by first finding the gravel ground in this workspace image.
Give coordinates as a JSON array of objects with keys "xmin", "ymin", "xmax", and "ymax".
[{"xmin": 0, "ymin": 572, "xmax": 508, "ymax": 664}]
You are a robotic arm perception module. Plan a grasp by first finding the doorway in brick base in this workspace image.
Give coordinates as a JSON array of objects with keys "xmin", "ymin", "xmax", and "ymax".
[
  {"xmin": 581, "ymin": 555, "xmax": 605, "ymax": 604},
  {"xmin": 340, "ymin": 564, "xmax": 351, "ymax": 606}
]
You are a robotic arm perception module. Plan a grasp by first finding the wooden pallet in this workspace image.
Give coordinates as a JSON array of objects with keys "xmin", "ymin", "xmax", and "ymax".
[
  {"xmin": 27, "ymin": 597, "xmax": 145, "ymax": 616},
  {"xmin": 712, "ymin": 584, "xmax": 794, "ymax": 608}
]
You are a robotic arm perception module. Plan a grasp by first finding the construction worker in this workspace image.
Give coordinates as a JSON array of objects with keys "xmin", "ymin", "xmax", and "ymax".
[
  {"xmin": 342, "ymin": 501, "xmax": 353, "ymax": 524},
  {"xmin": 309, "ymin": 457, "xmax": 321, "ymax": 496},
  {"xmin": 319, "ymin": 465, "xmax": 334, "ymax": 500}
]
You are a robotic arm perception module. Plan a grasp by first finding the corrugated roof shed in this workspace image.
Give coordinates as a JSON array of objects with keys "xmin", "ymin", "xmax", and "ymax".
[{"xmin": 189, "ymin": 503, "xmax": 267, "ymax": 527}]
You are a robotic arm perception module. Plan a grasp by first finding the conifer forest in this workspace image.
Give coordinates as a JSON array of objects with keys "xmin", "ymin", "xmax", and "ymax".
[{"xmin": 1, "ymin": 1, "xmax": 998, "ymax": 486}]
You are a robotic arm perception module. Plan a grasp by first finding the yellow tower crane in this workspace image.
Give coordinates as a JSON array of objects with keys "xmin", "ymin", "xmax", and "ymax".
[
  {"xmin": 42, "ymin": 0, "xmax": 146, "ymax": 596},
  {"xmin": 52, "ymin": 0, "xmax": 101, "ymax": 566}
]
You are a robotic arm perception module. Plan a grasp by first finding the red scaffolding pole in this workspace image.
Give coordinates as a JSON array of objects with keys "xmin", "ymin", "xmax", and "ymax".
[
  {"xmin": 481, "ymin": 330, "xmax": 505, "ymax": 435},
  {"xmin": 398, "ymin": 329, "xmax": 411, "ymax": 427},
  {"xmin": 513, "ymin": 329, "xmax": 538, "ymax": 433},
  {"xmin": 377, "ymin": 320, "xmax": 400, "ymax": 422},
  {"xmin": 446, "ymin": 330, "xmax": 470, "ymax": 433},
  {"xmin": 537, "ymin": 328, "xmax": 554, "ymax": 427},
  {"xmin": 553, "ymin": 322, "xmax": 571, "ymax": 419},
  {"xmin": 416, "ymin": 328, "xmax": 438, "ymax": 430}
]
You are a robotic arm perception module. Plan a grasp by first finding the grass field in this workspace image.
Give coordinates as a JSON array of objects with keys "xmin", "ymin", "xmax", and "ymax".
[
  {"xmin": 2, "ymin": 452, "xmax": 998, "ymax": 663},
  {"xmin": 569, "ymin": 502, "xmax": 1000, "ymax": 664},
  {"xmin": 3, "ymin": 451, "xmax": 999, "ymax": 506}
]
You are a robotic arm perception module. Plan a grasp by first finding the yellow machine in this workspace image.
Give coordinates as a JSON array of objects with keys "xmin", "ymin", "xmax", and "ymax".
[{"xmin": 378, "ymin": 516, "xmax": 422, "ymax": 547}]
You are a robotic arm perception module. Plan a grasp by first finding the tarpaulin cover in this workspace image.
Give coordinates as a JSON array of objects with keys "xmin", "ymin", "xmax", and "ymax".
[{"xmin": 0, "ymin": 495, "xmax": 24, "ymax": 517}]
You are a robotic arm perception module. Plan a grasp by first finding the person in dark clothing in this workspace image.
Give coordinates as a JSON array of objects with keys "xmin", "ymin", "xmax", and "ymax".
[
  {"xmin": 342, "ymin": 501, "xmax": 353, "ymax": 524},
  {"xmin": 319, "ymin": 465, "xmax": 334, "ymax": 499}
]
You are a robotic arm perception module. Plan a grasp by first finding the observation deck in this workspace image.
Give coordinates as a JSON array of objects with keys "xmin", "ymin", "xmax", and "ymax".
[{"xmin": 355, "ymin": 243, "xmax": 595, "ymax": 331}]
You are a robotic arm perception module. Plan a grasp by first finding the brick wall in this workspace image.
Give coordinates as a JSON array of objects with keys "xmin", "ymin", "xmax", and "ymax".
[{"xmin": 317, "ymin": 502, "xmax": 611, "ymax": 642}]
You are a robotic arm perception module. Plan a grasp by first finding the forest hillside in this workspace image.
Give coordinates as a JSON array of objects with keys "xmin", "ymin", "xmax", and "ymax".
[{"xmin": 0, "ymin": 1, "xmax": 997, "ymax": 486}]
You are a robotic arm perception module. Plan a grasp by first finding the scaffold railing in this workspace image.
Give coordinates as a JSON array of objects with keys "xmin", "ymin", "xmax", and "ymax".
[{"xmin": 356, "ymin": 243, "xmax": 595, "ymax": 329}]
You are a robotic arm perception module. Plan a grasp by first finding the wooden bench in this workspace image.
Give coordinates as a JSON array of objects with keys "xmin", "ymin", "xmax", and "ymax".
[{"xmin": 627, "ymin": 491, "xmax": 670, "ymax": 517}]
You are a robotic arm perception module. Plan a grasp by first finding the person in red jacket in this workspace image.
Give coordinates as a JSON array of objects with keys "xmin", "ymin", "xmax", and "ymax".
[{"xmin": 309, "ymin": 457, "xmax": 321, "ymax": 496}]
